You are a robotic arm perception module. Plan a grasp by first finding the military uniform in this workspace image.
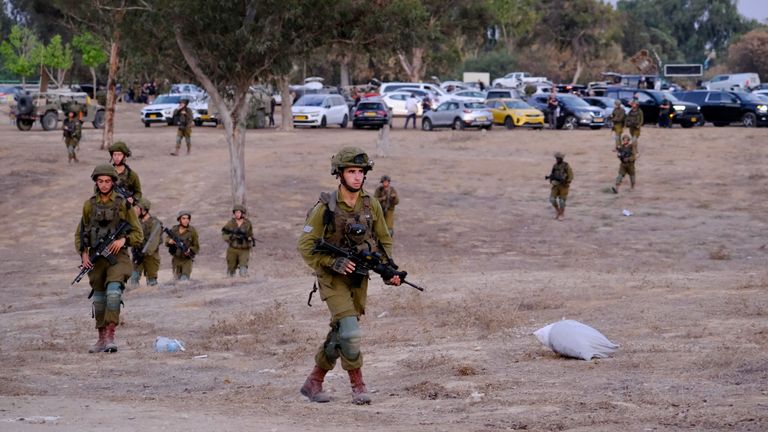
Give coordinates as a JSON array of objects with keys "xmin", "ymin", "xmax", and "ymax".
[
  {"xmin": 172, "ymin": 101, "xmax": 194, "ymax": 155},
  {"xmin": 63, "ymin": 116, "xmax": 82, "ymax": 163},
  {"xmin": 222, "ymin": 209, "xmax": 254, "ymax": 277},
  {"xmin": 374, "ymin": 176, "xmax": 399, "ymax": 236},
  {"xmin": 108, "ymin": 142, "xmax": 142, "ymax": 204},
  {"xmin": 625, "ymin": 105, "xmax": 644, "ymax": 146},
  {"xmin": 130, "ymin": 199, "xmax": 163, "ymax": 286},
  {"xmin": 613, "ymin": 137, "xmax": 637, "ymax": 192},
  {"xmin": 165, "ymin": 219, "xmax": 200, "ymax": 280},
  {"xmin": 609, "ymin": 104, "xmax": 626, "ymax": 148},
  {"xmin": 75, "ymin": 164, "xmax": 143, "ymax": 353},
  {"xmin": 548, "ymin": 152, "xmax": 574, "ymax": 220}
]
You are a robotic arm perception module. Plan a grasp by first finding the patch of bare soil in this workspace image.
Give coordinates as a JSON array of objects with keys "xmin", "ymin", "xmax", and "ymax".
[{"xmin": 0, "ymin": 103, "xmax": 766, "ymax": 431}]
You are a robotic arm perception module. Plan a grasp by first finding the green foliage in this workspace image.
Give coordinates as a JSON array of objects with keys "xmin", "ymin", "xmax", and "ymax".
[
  {"xmin": 34, "ymin": 35, "xmax": 73, "ymax": 70},
  {"xmin": 461, "ymin": 50, "xmax": 518, "ymax": 79},
  {"xmin": 0, "ymin": 25, "xmax": 40, "ymax": 81},
  {"xmin": 72, "ymin": 32, "xmax": 108, "ymax": 69}
]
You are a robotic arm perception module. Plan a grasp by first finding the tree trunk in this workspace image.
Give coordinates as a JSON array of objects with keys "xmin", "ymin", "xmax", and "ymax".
[
  {"xmin": 91, "ymin": 67, "xmax": 97, "ymax": 101},
  {"xmin": 340, "ymin": 55, "xmax": 350, "ymax": 88},
  {"xmin": 279, "ymin": 76, "xmax": 293, "ymax": 131},
  {"xmin": 571, "ymin": 58, "xmax": 583, "ymax": 85},
  {"xmin": 39, "ymin": 65, "xmax": 48, "ymax": 93},
  {"xmin": 103, "ymin": 10, "xmax": 125, "ymax": 150},
  {"xmin": 397, "ymin": 47, "xmax": 425, "ymax": 82},
  {"xmin": 376, "ymin": 124, "xmax": 390, "ymax": 157}
]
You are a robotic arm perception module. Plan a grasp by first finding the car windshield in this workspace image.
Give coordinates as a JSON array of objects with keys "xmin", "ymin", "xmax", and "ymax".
[
  {"xmin": 295, "ymin": 95, "xmax": 326, "ymax": 107},
  {"xmin": 660, "ymin": 92, "xmax": 681, "ymax": 102},
  {"xmin": 464, "ymin": 102, "xmax": 487, "ymax": 109},
  {"xmin": 559, "ymin": 95, "xmax": 590, "ymax": 107},
  {"xmin": 154, "ymin": 95, "xmax": 183, "ymax": 104},
  {"xmin": 507, "ymin": 100, "xmax": 532, "ymax": 109}
]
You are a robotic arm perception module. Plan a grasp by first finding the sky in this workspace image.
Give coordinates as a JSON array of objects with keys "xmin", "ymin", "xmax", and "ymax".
[{"xmin": 604, "ymin": 0, "xmax": 768, "ymax": 23}]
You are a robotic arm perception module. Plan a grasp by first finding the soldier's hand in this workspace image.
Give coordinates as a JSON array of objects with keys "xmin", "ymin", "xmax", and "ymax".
[
  {"xmin": 386, "ymin": 275, "xmax": 401, "ymax": 286},
  {"xmin": 126, "ymin": 196, "xmax": 135, "ymax": 205},
  {"xmin": 81, "ymin": 251, "xmax": 93, "ymax": 269},
  {"xmin": 108, "ymin": 237, "xmax": 126, "ymax": 255},
  {"xmin": 168, "ymin": 239, "xmax": 176, "ymax": 245},
  {"xmin": 332, "ymin": 257, "xmax": 355, "ymax": 275}
]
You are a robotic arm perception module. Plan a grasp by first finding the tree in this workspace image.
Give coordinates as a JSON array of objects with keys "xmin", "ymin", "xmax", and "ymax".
[
  {"xmin": 488, "ymin": 0, "xmax": 541, "ymax": 53},
  {"xmin": 72, "ymin": 32, "xmax": 108, "ymax": 99},
  {"xmin": 727, "ymin": 29, "xmax": 768, "ymax": 80},
  {"xmin": 33, "ymin": 34, "xmax": 73, "ymax": 88},
  {"xmin": 0, "ymin": 25, "xmax": 39, "ymax": 84}
]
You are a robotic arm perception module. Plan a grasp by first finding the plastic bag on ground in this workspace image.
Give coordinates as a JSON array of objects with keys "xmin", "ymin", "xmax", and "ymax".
[
  {"xmin": 533, "ymin": 319, "xmax": 619, "ymax": 360},
  {"xmin": 154, "ymin": 336, "xmax": 185, "ymax": 352}
]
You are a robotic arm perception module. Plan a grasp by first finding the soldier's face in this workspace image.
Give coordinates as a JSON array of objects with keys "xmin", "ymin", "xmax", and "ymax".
[
  {"xmin": 179, "ymin": 215, "xmax": 190, "ymax": 227},
  {"xmin": 95, "ymin": 176, "xmax": 113, "ymax": 194},
  {"xmin": 342, "ymin": 168, "xmax": 365, "ymax": 190},
  {"xmin": 134, "ymin": 206, "xmax": 142, "ymax": 217},
  {"xmin": 381, "ymin": 180, "xmax": 390, "ymax": 188},
  {"xmin": 234, "ymin": 210, "xmax": 243, "ymax": 219},
  {"xmin": 111, "ymin": 151, "xmax": 125, "ymax": 166}
]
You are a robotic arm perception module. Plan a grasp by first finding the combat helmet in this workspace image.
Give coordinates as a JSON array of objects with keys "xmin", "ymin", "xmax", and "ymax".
[
  {"xmin": 331, "ymin": 146, "xmax": 374, "ymax": 176},
  {"xmin": 177, "ymin": 210, "xmax": 192, "ymax": 221},
  {"xmin": 91, "ymin": 163, "xmax": 118, "ymax": 181},
  {"xmin": 137, "ymin": 198, "xmax": 151, "ymax": 211},
  {"xmin": 554, "ymin": 152, "xmax": 565, "ymax": 159},
  {"xmin": 380, "ymin": 175, "xmax": 391, "ymax": 183},
  {"xmin": 108, "ymin": 141, "xmax": 132, "ymax": 157},
  {"xmin": 232, "ymin": 204, "xmax": 247, "ymax": 214}
]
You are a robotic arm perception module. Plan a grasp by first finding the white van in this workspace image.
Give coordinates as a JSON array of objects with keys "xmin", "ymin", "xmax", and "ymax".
[
  {"xmin": 292, "ymin": 93, "xmax": 350, "ymax": 128},
  {"xmin": 704, "ymin": 73, "xmax": 761, "ymax": 91}
]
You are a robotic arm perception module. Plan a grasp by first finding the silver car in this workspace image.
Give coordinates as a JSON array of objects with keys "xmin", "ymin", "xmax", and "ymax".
[{"xmin": 422, "ymin": 100, "xmax": 493, "ymax": 131}]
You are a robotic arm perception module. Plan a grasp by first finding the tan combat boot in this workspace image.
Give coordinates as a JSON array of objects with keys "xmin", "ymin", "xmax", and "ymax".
[
  {"xmin": 348, "ymin": 368, "xmax": 371, "ymax": 405},
  {"xmin": 104, "ymin": 322, "xmax": 118, "ymax": 353},
  {"xmin": 88, "ymin": 327, "xmax": 107, "ymax": 353},
  {"xmin": 300, "ymin": 366, "xmax": 331, "ymax": 403}
]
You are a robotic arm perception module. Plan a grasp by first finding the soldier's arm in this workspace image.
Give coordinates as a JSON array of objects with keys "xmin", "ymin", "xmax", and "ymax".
[
  {"xmin": 145, "ymin": 219, "xmax": 164, "ymax": 252},
  {"xmin": 130, "ymin": 171, "xmax": 142, "ymax": 200},
  {"xmin": 638, "ymin": 109, "xmax": 644, "ymax": 125},
  {"xmin": 190, "ymin": 228, "xmax": 200, "ymax": 254},
  {"xmin": 371, "ymin": 199, "xmax": 394, "ymax": 258},
  {"xmin": 122, "ymin": 203, "xmax": 144, "ymax": 247},
  {"xmin": 75, "ymin": 200, "xmax": 92, "ymax": 253},
  {"xmin": 297, "ymin": 204, "xmax": 336, "ymax": 270},
  {"xmin": 390, "ymin": 187, "xmax": 400, "ymax": 206},
  {"xmin": 222, "ymin": 220, "xmax": 234, "ymax": 242},
  {"xmin": 566, "ymin": 165, "xmax": 574, "ymax": 183},
  {"xmin": 247, "ymin": 221, "xmax": 254, "ymax": 239}
]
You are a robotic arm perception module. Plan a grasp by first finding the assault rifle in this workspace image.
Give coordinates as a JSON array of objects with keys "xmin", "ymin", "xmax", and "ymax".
[
  {"xmin": 113, "ymin": 183, "xmax": 137, "ymax": 207},
  {"xmin": 618, "ymin": 148, "xmax": 633, "ymax": 162},
  {"xmin": 222, "ymin": 227, "xmax": 260, "ymax": 247},
  {"xmin": 163, "ymin": 227, "xmax": 196, "ymax": 259},
  {"xmin": 72, "ymin": 220, "xmax": 131, "ymax": 287},
  {"xmin": 63, "ymin": 121, "xmax": 77, "ymax": 139},
  {"xmin": 545, "ymin": 169, "xmax": 565, "ymax": 183},
  {"xmin": 313, "ymin": 239, "xmax": 425, "ymax": 292}
]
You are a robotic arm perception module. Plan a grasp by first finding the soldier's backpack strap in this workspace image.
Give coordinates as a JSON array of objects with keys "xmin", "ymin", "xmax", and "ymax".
[{"xmin": 318, "ymin": 190, "xmax": 337, "ymax": 234}]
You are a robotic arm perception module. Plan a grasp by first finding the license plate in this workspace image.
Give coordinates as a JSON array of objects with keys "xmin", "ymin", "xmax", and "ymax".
[
  {"xmin": 294, "ymin": 115, "xmax": 307, "ymax": 121},
  {"xmin": 201, "ymin": 115, "xmax": 210, "ymax": 120},
  {"xmin": 364, "ymin": 112, "xmax": 376, "ymax": 117},
  {"xmin": 691, "ymin": 117, "xmax": 697, "ymax": 123},
  {"xmin": 595, "ymin": 117, "xmax": 604, "ymax": 122},
  {"xmin": 149, "ymin": 114, "xmax": 158, "ymax": 118},
  {"xmin": 476, "ymin": 116, "xmax": 487, "ymax": 121}
]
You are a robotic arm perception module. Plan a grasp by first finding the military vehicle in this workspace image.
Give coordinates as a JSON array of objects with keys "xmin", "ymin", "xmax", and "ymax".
[{"xmin": 12, "ymin": 91, "xmax": 106, "ymax": 131}]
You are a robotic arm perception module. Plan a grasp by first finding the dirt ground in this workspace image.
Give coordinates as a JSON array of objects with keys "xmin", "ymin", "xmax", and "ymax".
[{"xmin": 0, "ymin": 102, "xmax": 766, "ymax": 431}]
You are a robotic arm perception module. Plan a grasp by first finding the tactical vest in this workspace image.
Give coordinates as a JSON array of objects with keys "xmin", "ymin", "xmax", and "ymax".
[
  {"xmin": 319, "ymin": 190, "xmax": 379, "ymax": 253},
  {"xmin": 170, "ymin": 226, "xmax": 195, "ymax": 258},
  {"xmin": 116, "ymin": 165, "xmax": 134, "ymax": 193},
  {"xmin": 551, "ymin": 162, "xmax": 570, "ymax": 185},
  {"xmin": 226, "ymin": 219, "xmax": 252, "ymax": 249},
  {"xmin": 626, "ymin": 109, "xmax": 642, "ymax": 128},
  {"xmin": 612, "ymin": 107, "xmax": 626, "ymax": 124},
  {"xmin": 86, "ymin": 194, "xmax": 125, "ymax": 247}
]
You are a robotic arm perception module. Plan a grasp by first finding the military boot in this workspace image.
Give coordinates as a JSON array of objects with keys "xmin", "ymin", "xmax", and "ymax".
[
  {"xmin": 104, "ymin": 322, "xmax": 118, "ymax": 353},
  {"xmin": 129, "ymin": 270, "xmax": 141, "ymax": 286},
  {"xmin": 348, "ymin": 368, "xmax": 371, "ymax": 405},
  {"xmin": 238, "ymin": 266, "xmax": 248, "ymax": 277},
  {"xmin": 88, "ymin": 327, "xmax": 107, "ymax": 353},
  {"xmin": 300, "ymin": 366, "xmax": 331, "ymax": 403}
]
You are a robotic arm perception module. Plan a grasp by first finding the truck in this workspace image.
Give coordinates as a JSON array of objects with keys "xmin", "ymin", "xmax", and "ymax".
[{"xmin": 11, "ymin": 91, "xmax": 106, "ymax": 131}]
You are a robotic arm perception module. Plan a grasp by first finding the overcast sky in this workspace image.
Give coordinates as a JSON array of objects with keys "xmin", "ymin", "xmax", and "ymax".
[{"xmin": 604, "ymin": 0, "xmax": 768, "ymax": 23}]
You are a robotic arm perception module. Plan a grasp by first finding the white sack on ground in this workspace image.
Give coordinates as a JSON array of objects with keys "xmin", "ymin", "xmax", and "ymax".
[{"xmin": 533, "ymin": 319, "xmax": 619, "ymax": 361}]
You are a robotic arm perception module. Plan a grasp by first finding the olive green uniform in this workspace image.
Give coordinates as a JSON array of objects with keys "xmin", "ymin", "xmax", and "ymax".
[
  {"xmin": 165, "ymin": 224, "xmax": 199, "ymax": 279},
  {"xmin": 616, "ymin": 142, "xmax": 637, "ymax": 187},
  {"xmin": 222, "ymin": 218, "xmax": 254, "ymax": 275},
  {"xmin": 63, "ymin": 118, "xmax": 82, "ymax": 162},
  {"xmin": 298, "ymin": 187, "xmax": 394, "ymax": 371},
  {"xmin": 549, "ymin": 162, "xmax": 574, "ymax": 208},
  {"xmin": 134, "ymin": 215, "xmax": 163, "ymax": 283},
  {"xmin": 610, "ymin": 106, "xmax": 625, "ymax": 147},
  {"xmin": 625, "ymin": 107, "xmax": 644, "ymax": 146},
  {"xmin": 115, "ymin": 165, "xmax": 142, "ymax": 202},
  {"xmin": 74, "ymin": 192, "xmax": 143, "ymax": 328},
  {"xmin": 374, "ymin": 185, "xmax": 399, "ymax": 235},
  {"xmin": 173, "ymin": 107, "xmax": 194, "ymax": 153}
]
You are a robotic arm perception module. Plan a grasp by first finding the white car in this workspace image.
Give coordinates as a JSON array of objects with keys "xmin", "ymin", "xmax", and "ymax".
[
  {"xmin": 492, "ymin": 72, "xmax": 549, "ymax": 89},
  {"xmin": 189, "ymin": 96, "xmax": 219, "ymax": 126},
  {"xmin": 170, "ymin": 83, "xmax": 206, "ymax": 99},
  {"xmin": 381, "ymin": 92, "xmax": 424, "ymax": 116},
  {"xmin": 448, "ymin": 90, "xmax": 487, "ymax": 103},
  {"xmin": 140, "ymin": 93, "xmax": 197, "ymax": 127},
  {"xmin": 292, "ymin": 94, "xmax": 350, "ymax": 128}
]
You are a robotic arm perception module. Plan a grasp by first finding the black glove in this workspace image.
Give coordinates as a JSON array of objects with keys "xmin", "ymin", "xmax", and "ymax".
[{"xmin": 332, "ymin": 257, "xmax": 353, "ymax": 274}]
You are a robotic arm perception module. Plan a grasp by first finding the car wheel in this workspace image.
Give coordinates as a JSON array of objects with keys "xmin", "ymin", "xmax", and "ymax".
[
  {"xmin": 680, "ymin": 121, "xmax": 694, "ymax": 129},
  {"xmin": 742, "ymin": 112, "xmax": 756, "ymax": 128},
  {"xmin": 483, "ymin": 124, "xmax": 492, "ymax": 131},
  {"xmin": 452, "ymin": 118, "xmax": 464, "ymax": 130},
  {"xmin": 340, "ymin": 115, "xmax": 348, "ymax": 128},
  {"xmin": 563, "ymin": 115, "xmax": 577, "ymax": 130},
  {"xmin": 93, "ymin": 110, "xmax": 106, "ymax": 129},
  {"xmin": 504, "ymin": 116, "xmax": 515, "ymax": 129},
  {"xmin": 16, "ymin": 118, "xmax": 34, "ymax": 131},
  {"xmin": 320, "ymin": 116, "xmax": 327, "ymax": 128},
  {"xmin": 422, "ymin": 118, "xmax": 433, "ymax": 131},
  {"xmin": 41, "ymin": 111, "xmax": 58, "ymax": 131}
]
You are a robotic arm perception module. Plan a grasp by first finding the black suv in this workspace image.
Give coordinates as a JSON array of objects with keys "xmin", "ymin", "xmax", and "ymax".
[
  {"xmin": 352, "ymin": 98, "xmax": 392, "ymax": 129},
  {"xmin": 602, "ymin": 87, "xmax": 701, "ymax": 128},
  {"xmin": 675, "ymin": 90, "xmax": 768, "ymax": 127},
  {"xmin": 527, "ymin": 93, "xmax": 606, "ymax": 130}
]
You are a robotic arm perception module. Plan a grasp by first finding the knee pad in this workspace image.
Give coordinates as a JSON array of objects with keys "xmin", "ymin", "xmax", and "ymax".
[
  {"xmin": 559, "ymin": 198, "xmax": 567, "ymax": 209},
  {"xmin": 106, "ymin": 282, "xmax": 123, "ymax": 311},
  {"xmin": 338, "ymin": 316, "xmax": 362, "ymax": 361},
  {"xmin": 549, "ymin": 196, "xmax": 558, "ymax": 206},
  {"xmin": 92, "ymin": 291, "xmax": 106, "ymax": 316}
]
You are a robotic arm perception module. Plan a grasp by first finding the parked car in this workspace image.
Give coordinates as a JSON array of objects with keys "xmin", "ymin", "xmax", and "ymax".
[
  {"xmin": 492, "ymin": 72, "xmax": 548, "ymax": 89},
  {"xmin": 449, "ymin": 90, "xmax": 487, "ymax": 103},
  {"xmin": 140, "ymin": 93, "xmax": 197, "ymax": 127},
  {"xmin": 379, "ymin": 82, "xmax": 444, "ymax": 97},
  {"xmin": 702, "ymin": 73, "xmax": 761, "ymax": 91},
  {"xmin": 352, "ymin": 98, "xmax": 392, "ymax": 129},
  {"xmin": 189, "ymin": 95, "xmax": 219, "ymax": 126},
  {"xmin": 528, "ymin": 93, "xmax": 605, "ymax": 130},
  {"xmin": 676, "ymin": 90, "xmax": 768, "ymax": 127},
  {"xmin": 486, "ymin": 88, "xmax": 522, "ymax": 101},
  {"xmin": 292, "ymin": 93, "xmax": 349, "ymax": 128},
  {"xmin": 0, "ymin": 85, "xmax": 22, "ymax": 104},
  {"xmin": 170, "ymin": 83, "xmax": 206, "ymax": 99},
  {"xmin": 486, "ymin": 98, "xmax": 545, "ymax": 129},
  {"xmin": 601, "ymin": 87, "xmax": 701, "ymax": 128},
  {"xmin": 421, "ymin": 100, "xmax": 493, "ymax": 131},
  {"xmin": 381, "ymin": 92, "xmax": 424, "ymax": 116},
  {"xmin": 11, "ymin": 91, "xmax": 106, "ymax": 131},
  {"xmin": 582, "ymin": 96, "xmax": 629, "ymax": 128}
]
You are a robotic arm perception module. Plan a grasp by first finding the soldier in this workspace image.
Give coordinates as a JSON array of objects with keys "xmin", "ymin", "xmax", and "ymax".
[
  {"xmin": 547, "ymin": 152, "xmax": 574, "ymax": 221},
  {"xmin": 108, "ymin": 141, "xmax": 142, "ymax": 207},
  {"xmin": 165, "ymin": 210, "xmax": 200, "ymax": 280},
  {"xmin": 171, "ymin": 98, "xmax": 194, "ymax": 156},
  {"xmin": 297, "ymin": 147, "xmax": 401, "ymax": 405},
  {"xmin": 658, "ymin": 96, "xmax": 671, "ymax": 128},
  {"xmin": 546, "ymin": 88, "xmax": 560, "ymax": 129},
  {"xmin": 612, "ymin": 135, "xmax": 637, "ymax": 193},
  {"xmin": 374, "ymin": 175, "xmax": 399, "ymax": 236},
  {"xmin": 221, "ymin": 204, "xmax": 255, "ymax": 277},
  {"xmin": 75, "ymin": 164, "xmax": 143, "ymax": 353},
  {"xmin": 609, "ymin": 99, "xmax": 626, "ymax": 149},
  {"xmin": 129, "ymin": 198, "xmax": 163, "ymax": 286},
  {"xmin": 625, "ymin": 98, "xmax": 644, "ymax": 152},
  {"xmin": 63, "ymin": 110, "xmax": 82, "ymax": 163}
]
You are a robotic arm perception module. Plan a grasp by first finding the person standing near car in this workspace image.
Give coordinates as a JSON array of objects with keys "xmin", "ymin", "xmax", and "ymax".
[
  {"xmin": 268, "ymin": 96, "xmax": 276, "ymax": 127},
  {"xmin": 546, "ymin": 88, "xmax": 559, "ymax": 129},
  {"xmin": 609, "ymin": 99, "xmax": 626, "ymax": 149},
  {"xmin": 404, "ymin": 94, "xmax": 419, "ymax": 129},
  {"xmin": 625, "ymin": 98, "xmax": 644, "ymax": 152},
  {"xmin": 547, "ymin": 152, "xmax": 574, "ymax": 221},
  {"xmin": 658, "ymin": 96, "xmax": 671, "ymax": 128},
  {"xmin": 63, "ymin": 109, "xmax": 82, "ymax": 163},
  {"xmin": 171, "ymin": 98, "xmax": 193, "ymax": 156}
]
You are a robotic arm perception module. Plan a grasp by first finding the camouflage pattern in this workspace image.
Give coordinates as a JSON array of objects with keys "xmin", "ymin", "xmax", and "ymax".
[
  {"xmin": 222, "ymin": 218, "xmax": 254, "ymax": 275},
  {"xmin": 625, "ymin": 107, "xmax": 643, "ymax": 143},
  {"xmin": 174, "ymin": 106, "xmax": 194, "ymax": 153},
  {"xmin": 374, "ymin": 184, "xmax": 399, "ymax": 233},
  {"xmin": 63, "ymin": 117, "xmax": 82, "ymax": 162},
  {"xmin": 115, "ymin": 165, "xmax": 142, "ymax": 201},
  {"xmin": 134, "ymin": 215, "xmax": 163, "ymax": 281},
  {"xmin": 165, "ymin": 224, "xmax": 200, "ymax": 279}
]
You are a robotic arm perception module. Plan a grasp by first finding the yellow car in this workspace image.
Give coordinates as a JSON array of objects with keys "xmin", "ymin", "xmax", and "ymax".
[{"xmin": 486, "ymin": 98, "xmax": 545, "ymax": 129}]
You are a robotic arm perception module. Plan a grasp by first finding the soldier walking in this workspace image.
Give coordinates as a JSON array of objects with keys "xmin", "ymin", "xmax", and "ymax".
[
  {"xmin": 109, "ymin": 141, "xmax": 142, "ymax": 207},
  {"xmin": 547, "ymin": 152, "xmax": 574, "ymax": 220},
  {"xmin": 129, "ymin": 198, "xmax": 163, "ymax": 286},
  {"xmin": 609, "ymin": 99, "xmax": 626, "ymax": 149},
  {"xmin": 165, "ymin": 210, "xmax": 199, "ymax": 280},
  {"xmin": 374, "ymin": 175, "xmax": 399, "ymax": 236},
  {"xmin": 612, "ymin": 135, "xmax": 637, "ymax": 193},
  {"xmin": 63, "ymin": 110, "xmax": 82, "ymax": 163},
  {"xmin": 297, "ymin": 147, "xmax": 401, "ymax": 405},
  {"xmin": 171, "ymin": 98, "xmax": 193, "ymax": 156},
  {"xmin": 75, "ymin": 164, "xmax": 143, "ymax": 353},
  {"xmin": 625, "ymin": 99, "xmax": 644, "ymax": 152},
  {"xmin": 221, "ymin": 204, "xmax": 254, "ymax": 277}
]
